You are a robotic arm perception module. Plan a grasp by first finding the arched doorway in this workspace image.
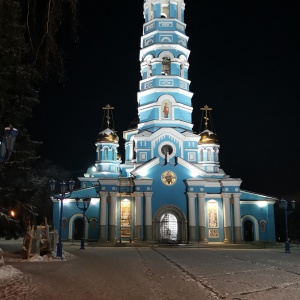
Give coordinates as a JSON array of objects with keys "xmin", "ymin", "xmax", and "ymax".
[
  {"xmin": 244, "ymin": 220, "xmax": 254, "ymax": 241},
  {"xmin": 74, "ymin": 218, "xmax": 83, "ymax": 240},
  {"xmin": 153, "ymin": 205, "xmax": 187, "ymax": 243},
  {"xmin": 160, "ymin": 213, "xmax": 178, "ymax": 242}
]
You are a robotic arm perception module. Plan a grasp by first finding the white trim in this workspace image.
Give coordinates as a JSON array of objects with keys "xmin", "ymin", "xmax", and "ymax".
[
  {"xmin": 143, "ymin": 18, "xmax": 187, "ymax": 35},
  {"xmin": 133, "ymin": 178, "xmax": 154, "ymax": 185},
  {"xmin": 221, "ymin": 179, "xmax": 242, "ymax": 186},
  {"xmin": 240, "ymin": 200, "xmax": 276, "ymax": 205},
  {"xmin": 131, "ymin": 157, "xmax": 160, "ymax": 177},
  {"xmin": 240, "ymin": 189, "xmax": 278, "ymax": 201},
  {"xmin": 205, "ymin": 194, "xmax": 222, "ymax": 199},
  {"xmin": 140, "ymin": 40, "xmax": 190, "ymax": 60},
  {"xmin": 177, "ymin": 157, "xmax": 207, "ymax": 176},
  {"xmin": 138, "ymin": 87, "xmax": 194, "ymax": 99},
  {"xmin": 138, "ymin": 119, "xmax": 194, "ymax": 131}
]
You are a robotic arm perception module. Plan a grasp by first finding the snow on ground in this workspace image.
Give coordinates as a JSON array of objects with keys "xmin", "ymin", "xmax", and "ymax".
[
  {"xmin": 0, "ymin": 265, "xmax": 23, "ymax": 283},
  {"xmin": 0, "ymin": 247, "xmax": 75, "ymax": 284}
]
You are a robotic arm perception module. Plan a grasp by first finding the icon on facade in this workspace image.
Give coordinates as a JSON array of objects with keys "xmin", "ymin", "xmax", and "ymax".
[{"xmin": 161, "ymin": 170, "xmax": 177, "ymax": 185}]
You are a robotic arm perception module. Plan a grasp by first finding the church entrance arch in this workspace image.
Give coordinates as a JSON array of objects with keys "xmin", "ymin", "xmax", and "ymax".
[
  {"xmin": 74, "ymin": 218, "xmax": 83, "ymax": 240},
  {"xmin": 244, "ymin": 220, "xmax": 254, "ymax": 241},
  {"xmin": 153, "ymin": 205, "xmax": 187, "ymax": 243}
]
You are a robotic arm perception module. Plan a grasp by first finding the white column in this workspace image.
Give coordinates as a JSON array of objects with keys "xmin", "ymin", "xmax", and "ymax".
[
  {"xmin": 233, "ymin": 193, "xmax": 242, "ymax": 242},
  {"xmin": 144, "ymin": 192, "xmax": 153, "ymax": 241},
  {"xmin": 197, "ymin": 193, "xmax": 207, "ymax": 242},
  {"xmin": 109, "ymin": 192, "xmax": 118, "ymax": 242},
  {"xmin": 99, "ymin": 192, "xmax": 107, "ymax": 241},
  {"xmin": 187, "ymin": 193, "xmax": 196, "ymax": 241},
  {"xmin": 134, "ymin": 192, "xmax": 143, "ymax": 240},
  {"xmin": 222, "ymin": 193, "xmax": 231, "ymax": 242}
]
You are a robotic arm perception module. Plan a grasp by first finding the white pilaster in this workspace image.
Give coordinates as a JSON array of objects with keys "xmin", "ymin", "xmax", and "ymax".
[
  {"xmin": 99, "ymin": 192, "xmax": 107, "ymax": 226},
  {"xmin": 109, "ymin": 192, "xmax": 118, "ymax": 241},
  {"xmin": 99, "ymin": 192, "xmax": 108, "ymax": 241},
  {"xmin": 233, "ymin": 193, "xmax": 242, "ymax": 242},
  {"xmin": 144, "ymin": 192, "xmax": 153, "ymax": 241},
  {"xmin": 222, "ymin": 193, "xmax": 231, "ymax": 242},
  {"xmin": 197, "ymin": 193, "xmax": 207, "ymax": 242},
  {"xmin": 134, "ymin": 192, "xmax": 144, "ymax": 240},
  {"xmin": 187, "ymin": 192, "xmax": 196, "ymax": 241}
]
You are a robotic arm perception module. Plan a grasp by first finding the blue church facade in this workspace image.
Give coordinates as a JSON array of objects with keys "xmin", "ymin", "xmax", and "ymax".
[{"xmin": 52, "ymin": 0, "xmax": 277, "ymax": 244}]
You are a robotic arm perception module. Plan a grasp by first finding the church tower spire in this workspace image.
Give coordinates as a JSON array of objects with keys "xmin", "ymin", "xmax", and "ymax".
[
  {"xmin": 84, "ymin": 104, "xmax": 121, "ymax": 178},
  {"xmin": 198, "ymin": 105, "xmax": 220, "ymax": 173},
  {"xmin": 137, "ymin": 0, "xmax": 192, "ymax": 134},
  {"xmin": 123, "ymin": 0, "xmax": 202, "ymax": 167}
]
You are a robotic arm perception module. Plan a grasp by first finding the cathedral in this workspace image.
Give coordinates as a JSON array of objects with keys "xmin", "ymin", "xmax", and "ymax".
[{"xmin": 52, "ymin": 0, "xmax": 277, "ymax": 244}]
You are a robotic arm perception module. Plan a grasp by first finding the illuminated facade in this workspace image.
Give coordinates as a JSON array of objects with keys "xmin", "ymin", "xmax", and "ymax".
[{"xmin": 52, "ymin": 0, "xmax": 277, "ymax": 244}]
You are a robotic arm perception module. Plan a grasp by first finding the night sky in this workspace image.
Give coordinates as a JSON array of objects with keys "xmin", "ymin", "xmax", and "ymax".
[{"xmin": 29, "ymin": 1, "xmax": 300, "ymax": 200}]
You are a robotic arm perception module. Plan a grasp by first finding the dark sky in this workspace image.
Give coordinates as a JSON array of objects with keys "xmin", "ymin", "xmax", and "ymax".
[{"xmin": 29, "ymin": 0, "xmax": 300, "ymax": 199}]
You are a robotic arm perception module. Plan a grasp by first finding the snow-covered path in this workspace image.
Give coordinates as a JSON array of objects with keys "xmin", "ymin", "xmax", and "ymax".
[{"xmin": 1, "ymin": 241, "xmax": 300, "ymax": 299}]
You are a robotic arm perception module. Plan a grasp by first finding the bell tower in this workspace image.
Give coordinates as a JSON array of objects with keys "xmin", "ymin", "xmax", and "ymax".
[
  {"xmin": 123, "ymin": 0, "xmax": 200, "ymax": 168},
  {"xmin": 138, "ymin": 0, "xmax": 193, "ymax": 134}
]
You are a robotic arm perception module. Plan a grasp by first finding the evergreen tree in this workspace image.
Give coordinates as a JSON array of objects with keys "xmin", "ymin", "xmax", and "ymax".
[{"xmin": 0, "ymin": 0, "xmax": 78, "ymax": 235}]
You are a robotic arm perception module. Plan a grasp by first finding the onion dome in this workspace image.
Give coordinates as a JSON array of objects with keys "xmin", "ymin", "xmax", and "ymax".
[
  {"xmin": 96, "ymin": 128, "xmax": 119, "ymax": 143},
  {"xmin": 198, "ymin": 129, "xmax": 219, "ymax": 145}
]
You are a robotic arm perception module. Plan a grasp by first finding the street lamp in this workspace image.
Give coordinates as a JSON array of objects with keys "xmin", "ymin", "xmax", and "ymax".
[
  {"xmin": 0, "ymin": 125, "xmax": 18, "ymax": 162},
  {"xmin": 49, "ymin": 178, "xmax": 75, "ymax": 258},
  {"xmin": 279, "ymin": 199, "xmax": 296, "ymax": 254},
  {"xmin": 75, "ymin": 196, "xmax": 91, "ymax": 250}
]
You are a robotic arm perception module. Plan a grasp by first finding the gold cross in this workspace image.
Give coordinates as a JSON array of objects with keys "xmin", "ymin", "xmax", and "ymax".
[
  {"xmin": 200, "ymin": 105, "xmax": 212, "ymax": 128},
  {"xmin": 102, "ymin": 104, "xmax": 114, "ymax": 128}
]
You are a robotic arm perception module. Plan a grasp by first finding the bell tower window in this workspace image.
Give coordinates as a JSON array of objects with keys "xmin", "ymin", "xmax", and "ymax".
[
  {"xmin": 162, "ymin": 57, "xmax": 171, "ymax": 75},
  {"xmin": 162, "ymin": 4, "xmax": 169, "ymax": 18}
]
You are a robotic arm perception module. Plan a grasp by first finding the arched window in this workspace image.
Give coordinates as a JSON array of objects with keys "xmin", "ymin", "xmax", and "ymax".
[
  {"xmin": 162, "ymin": 57, "xmax": 171, "ymax": 75},
  {"xmin": 179, "ymin": 55, "xmax": 187, "ymax": 78},
  {"xmin": 104, "ymin": 148, "xmax": 108, "ymax": 160},
  {"xmin": 200, "ymin": 149, "xmax": 204, "ymax": 161},
  {"xmin": 214, "ymin": 149, "xmax": 219, "ymax": 162},
  {"xmin": 207, "ymin": 149, "xmax": 212, "ymax": 161},
  {"xmin": 161, "ymin": 5, "xmax": 169, "ymax": 18}
]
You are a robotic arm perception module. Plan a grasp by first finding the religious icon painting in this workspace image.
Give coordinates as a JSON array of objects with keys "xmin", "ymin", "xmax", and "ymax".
[{"xmin": 162, "ymin": 101, "xmax": 171, "ymax": 119}]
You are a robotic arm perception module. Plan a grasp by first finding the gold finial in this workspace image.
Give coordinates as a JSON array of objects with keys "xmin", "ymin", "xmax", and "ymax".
[
  {"xmin": 102, "ymin": 104, "xmax": 114, "ymax": 128},
  {"xmin": 200, "ymin": 105, "xmax": 212, "ymax": 128}
]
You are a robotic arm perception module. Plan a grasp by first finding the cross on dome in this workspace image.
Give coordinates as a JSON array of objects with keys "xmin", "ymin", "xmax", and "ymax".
[
  {"xmin": 200, "ymin": 105, "xmax": 212, "ymax": 129},
  {"xmin": 102, "ymin": 104, "xmax": 114, "ymax": 129}
]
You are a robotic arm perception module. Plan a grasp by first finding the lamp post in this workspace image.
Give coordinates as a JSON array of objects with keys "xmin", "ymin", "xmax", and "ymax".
[
  {"xmin": 279, "ymin": 199, "xmax": 295, "ymax": 253},
  {"xmin": 49, "ymin": 179, "xmax": 75, "ymax": 258},
  {"xmin": 75, "ymin": 196, "xmax": 91, "ymax": 250},
  {"xmin": 0, "ymin": 125, "xmax": 18, "ymax": 162}
]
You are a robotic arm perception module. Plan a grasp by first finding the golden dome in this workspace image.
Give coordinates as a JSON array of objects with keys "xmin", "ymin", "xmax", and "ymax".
[
  {"xmin": 96, "ymin": 128, "xmax": 119, "ymax": 143},
  {"xmin": 198, "ymin": 129, "xmax": 219, "ymax": 145}
]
